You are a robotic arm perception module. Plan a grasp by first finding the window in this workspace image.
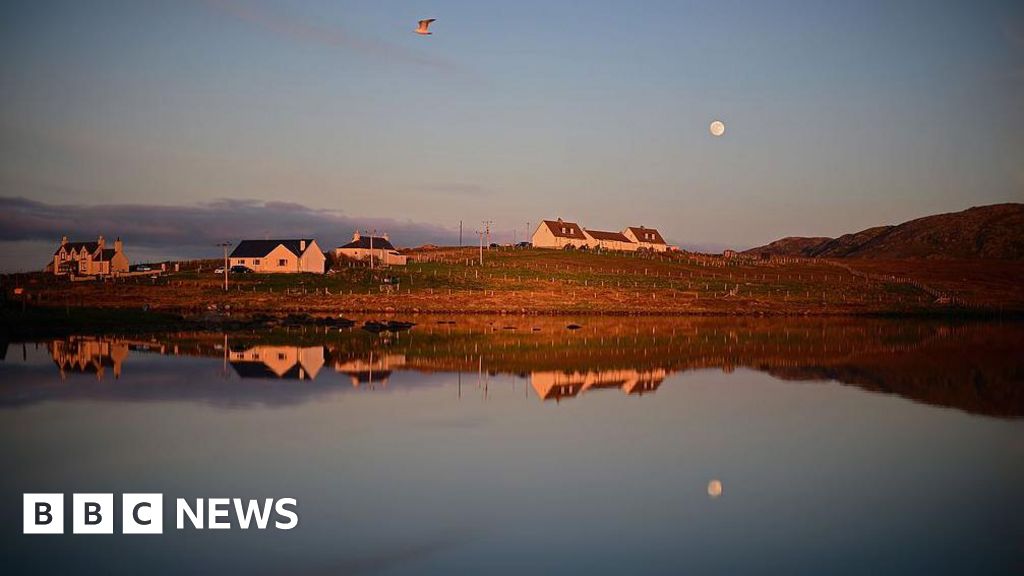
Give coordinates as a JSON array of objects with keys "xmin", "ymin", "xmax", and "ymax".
[
  {"xmin": 254, "ymin": 259, "xmax": 261, "ymax": 265},
  {"xmin": 238, "ymin": 259, "xmax": 245, "ymax": 265},
  {"xmin": 278, "ymin": 259, "xmax": 287, "ymax": 266}
]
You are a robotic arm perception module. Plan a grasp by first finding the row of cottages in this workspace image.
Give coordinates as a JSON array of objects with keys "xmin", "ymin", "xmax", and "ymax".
[
  {"xmin": 335, "ymin": 231, "xmax": 408, "ymax": 266},
  {"xmin": 229, "ymin": 239, "xmax": 326, "ymax": 274},
  {"xmin": 531, "ymin": 219, "xmax": 670, "ymax": 252},
  {"xmin": 52, "ymin": 235, "xmax": 130, "ymax": 277}
]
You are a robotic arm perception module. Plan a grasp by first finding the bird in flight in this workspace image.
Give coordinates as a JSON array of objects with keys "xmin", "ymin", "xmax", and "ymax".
[{"xmin": 415, "ymin": 18, "xmax": 436, "ymax": 35}]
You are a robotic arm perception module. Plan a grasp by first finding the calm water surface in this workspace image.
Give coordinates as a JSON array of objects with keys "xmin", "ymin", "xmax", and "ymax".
[{"xmin": 1, "ymin": 317, "xmax": 1022, "ymax": 575}]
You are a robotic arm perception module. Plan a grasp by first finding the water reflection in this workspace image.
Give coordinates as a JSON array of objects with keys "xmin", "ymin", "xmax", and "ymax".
[
  {"xmin": 1, "ymin": 317, "xmax": 1021, "ymax": 575},
  {"xmin": 3, "ymin": 317, "xmax": 1021, "ymax": 417}
]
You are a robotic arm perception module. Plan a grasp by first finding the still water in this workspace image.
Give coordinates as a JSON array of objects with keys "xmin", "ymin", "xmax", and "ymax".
[{"xmin": 1, "ymin": 316, "xmax": 1022, "ymax": 575}]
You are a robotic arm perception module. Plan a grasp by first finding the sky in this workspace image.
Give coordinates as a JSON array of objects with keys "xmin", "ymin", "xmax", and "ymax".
[{"xmin": 1, "ymin": 0, "xmax": 1022, "ymax": 270}]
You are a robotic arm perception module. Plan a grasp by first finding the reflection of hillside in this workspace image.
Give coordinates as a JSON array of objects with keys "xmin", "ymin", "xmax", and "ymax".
[{"xmin": 14, "ymin": 317, "xmax": 1024, "ymax": 417}]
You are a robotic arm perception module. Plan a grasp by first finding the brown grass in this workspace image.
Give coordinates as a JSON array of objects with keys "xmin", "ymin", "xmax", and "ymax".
[{"xmin": 6, "ymin": 248, "xmax": 1023, "ymax": 317}]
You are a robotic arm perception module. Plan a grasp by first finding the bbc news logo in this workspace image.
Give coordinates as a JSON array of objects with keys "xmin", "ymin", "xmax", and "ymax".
[{"xmin": 23, "ymin": 494, "xmax": 298, "ymax": 534}]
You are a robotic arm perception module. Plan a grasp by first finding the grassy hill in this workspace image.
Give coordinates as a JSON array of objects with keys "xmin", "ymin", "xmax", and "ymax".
[
  {"xmin": 6, "ymin": 246, "xmax": 1023, "ymax": 318},
  {"xmin": 745, "ymin": 203, "xmax": 1024, "ymax": 260}
]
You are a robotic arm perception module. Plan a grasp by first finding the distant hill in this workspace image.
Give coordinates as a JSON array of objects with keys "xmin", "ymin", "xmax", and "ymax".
[{"xmin": 743, "ymin": 204, "xmax": 1024, "ymax": 260}]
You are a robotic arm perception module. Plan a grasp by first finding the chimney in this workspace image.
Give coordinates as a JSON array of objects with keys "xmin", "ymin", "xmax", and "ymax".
[
  {"xmin": 61, "ymin": 235, "xmax": 68, "ymax": 246},
  {"xmin": 114, "ymin": 237, "xmax": 123, "ymax": 253},
  {"xmin": 383, "ymin": 232, "xmax": 389, "ymax": 241},
  {"xmin": 300, "ymin": 240, "xmax": 307, "ymax": 252},
  {"xmin": 97, "ymin": 235, "xmax": 105, "ymax": 249}
]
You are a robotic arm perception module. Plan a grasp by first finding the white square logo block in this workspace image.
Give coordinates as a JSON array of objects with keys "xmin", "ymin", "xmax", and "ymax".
[
  {"xmin": 122, "ymin": 493, "xmax": 163, "ymax": 534},
  {"xmin": 72, "ymin": 493, "xmax": 114, "ymax": 534},
  {"xmin": 23, "ymin": 493, "xmax": 64, "ymax": 534}
]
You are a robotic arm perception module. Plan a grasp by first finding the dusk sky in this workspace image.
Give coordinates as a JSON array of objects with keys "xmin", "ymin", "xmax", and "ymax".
[{"xmin": 2, "ymin": 0, "xmax": 1022, "ymax": 270}]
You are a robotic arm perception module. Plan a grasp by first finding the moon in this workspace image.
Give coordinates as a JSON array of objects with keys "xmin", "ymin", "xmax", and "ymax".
[
  {"xmin": 709, "ymin": 120, "xmax": 726, "ymax": 137},
  {"xmin": 707, "ymin": 479, "xmax": 723, "ymax": 498}
]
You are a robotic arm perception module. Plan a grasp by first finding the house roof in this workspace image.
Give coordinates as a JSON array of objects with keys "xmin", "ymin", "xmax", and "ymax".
[
  {"xmin": 542, "ymin": 219, "xmax": 586, "ymax": 240},
  {"xmin": 55, "ymin": 242, "xmax": 99, "ymax": 256},
  {"xmin": 338, "ymin": 236, "xmax": 396, "ymax": 251},
  {"xmin": 585, "ymin": 229, "xmax": 632, "ymax": 243},
  {"xmin": 99, "ymin": 249, "xmax": 117, "ymax": 260},
  {"xmin": 230, "ymin": 239, "xmax": 316, "ymax": 258},
  {"xmin": 626, "ymin": 226, "xmax": 667, "ymax": 245},
  {"xmin": 230, "ymin": 361, "xmax": 304, "ymax": 380}
]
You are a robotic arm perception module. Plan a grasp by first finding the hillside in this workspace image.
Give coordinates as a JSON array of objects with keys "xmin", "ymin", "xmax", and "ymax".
[
  {"xmin": 744, "ymin": 203, "xmax": 1024, "ymax": 260},
  {"xmin": 6, "ymin": 245, "xmax": 1024, "ymax": 323}
]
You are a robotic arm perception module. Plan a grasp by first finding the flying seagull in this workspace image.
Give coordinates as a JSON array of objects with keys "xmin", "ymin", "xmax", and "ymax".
[{"xmin": 415, "ymin": 18, "xmax": 436, "ymax": 35}]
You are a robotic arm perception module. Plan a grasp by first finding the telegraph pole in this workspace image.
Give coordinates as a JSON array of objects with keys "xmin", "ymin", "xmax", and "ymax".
[
  {"xmin": 477, "ymin": 229, "xmax": 484, "ymax": 265},
  {"xmin": 216, "ymin": 242, "xmax": 232, "ymax": 292},
  {"xmin": 483, "ymin": 220, "xmax": 493, "ymax": 249},
  {"xmin": 459, "ymin": 220, "xmax": 463, "ymax": 247},
  {"xmin": 369, "ymin": 229, "xmax": 376, "ymax": 271}
]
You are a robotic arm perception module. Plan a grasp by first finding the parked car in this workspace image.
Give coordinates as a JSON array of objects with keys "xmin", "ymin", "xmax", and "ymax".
[
  {"xmin": 489, "ymin": 243, "xmax": 500, "ymax": 248},
  {"xmin": 229, "ymin": 265, "xmax": 253, "ymax": 274},
  {"xmin": 516, "ymin": 241, "xmax": 532, "ymax": 248},
  {"xmin": 134, "ymin": 265, "xmax": 152, "ymax": 272}
]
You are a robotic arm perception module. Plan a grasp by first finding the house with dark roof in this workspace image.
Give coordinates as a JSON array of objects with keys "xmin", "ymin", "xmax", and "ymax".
[
  {"xmin": 229, "ymin": 345, "xmax": 326, "ymax": 380},
  {"xmin": 51, "ymin": 235, "xmax": 130, "ymax": 277},
  {"xmin": 583, "ymin": 229, "xmax": 638, "ymax": 252},
  {"xmin": 623, "ymin": 226, "xmax": 669, "ymax": 252},
  {"xmin": 335, "ymin": 231, "xmax": 407, "ymax": 266},
  {"xmin": 229, "ymin": 239, "xmax": 325, "ymax": 274},
  {"xmin": 531, "ymin": 218, "xmax": 589, "ymax": 249}
]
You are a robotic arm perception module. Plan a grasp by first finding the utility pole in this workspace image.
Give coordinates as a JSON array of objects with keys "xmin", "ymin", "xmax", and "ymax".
[
  {"xmin": 477, "ymin": 229, "xmax": 484, "ymax": 265},
  {"xmin": 483, "ymin": 220, "xmax": 493, "ymax": 249},
  {"xmin": 459, "ymin": 220, "xmax": 463, "ymax": 247},
  {"xmin": 526, "ymin": 221, "xmax": 531, "ymax": 244},
  {"xmin": 369, "ymin": 229, "xmax": 376, "ymax": 271},
  {"xmin": 216, "ymin": 242, "xmax": 232, "ymax": 292}
]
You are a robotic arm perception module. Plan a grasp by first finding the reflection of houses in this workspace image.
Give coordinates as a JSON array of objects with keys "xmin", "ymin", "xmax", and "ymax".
[
  {"xmin": 229, "ymin": 346, "xmax": 326, "ymax": 380},
  {"xmin": 335, "ymin": 231, "xmax": 407, "ymax": 266},
  {"xmin": 531, "ymin": 369, "xmax": 666, "ymax": 401},
  {"xmin": 50, "ymin": 337, "xmax": 130, "ymax": 379},
  {"xmin": 229, "ymin": 239, "xmax": 326, "ymax": 274},
  {"xmin": 333, "ymin": 354, "xmax": 407, "ymax": 387},
  {"xmin": 51, "ymin": 235, "xmax": 130, "ymax": 277}
]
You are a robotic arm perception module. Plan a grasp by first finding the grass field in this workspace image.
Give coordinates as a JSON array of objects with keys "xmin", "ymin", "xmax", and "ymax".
[{"xmin": 4, "ymin": 247, "xmax": 1023, "ymax": 318}]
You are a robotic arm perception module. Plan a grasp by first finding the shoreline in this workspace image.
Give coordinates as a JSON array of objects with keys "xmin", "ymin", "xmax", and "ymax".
[{"xmin": 3, "ymin": 303, "xmax": 1021, "ymax": 339}]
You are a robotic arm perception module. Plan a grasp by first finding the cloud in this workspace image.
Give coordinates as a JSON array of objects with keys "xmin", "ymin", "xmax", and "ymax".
[{"xmin": 0, "ymin": 195, "xmax": 457, "ymax": 255}]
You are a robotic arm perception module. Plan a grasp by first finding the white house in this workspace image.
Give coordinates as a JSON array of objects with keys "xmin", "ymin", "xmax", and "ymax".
[
  {"xmin": 583, "ymin": 229, "xmax": 638, "ymax": 252},
  {"xmin": 531, "ymin": 219, "xmax": 589, "ymax": 249},
  {"xmin": 229, "ymin": 239, "xmax": 326, "ymax": 273},
  {"xmin": 335, "ymin": 231, "xmax": 407, "ymax": 266},
  {"xmin": 622, "ymin": 226, "xmax": 669, "ymax": 252}
]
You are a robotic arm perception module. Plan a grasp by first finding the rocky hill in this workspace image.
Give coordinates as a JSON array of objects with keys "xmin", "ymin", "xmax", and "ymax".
[{"xmin": 743, "ymin": 203, "xmax": 1024, "ymax": 259}]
